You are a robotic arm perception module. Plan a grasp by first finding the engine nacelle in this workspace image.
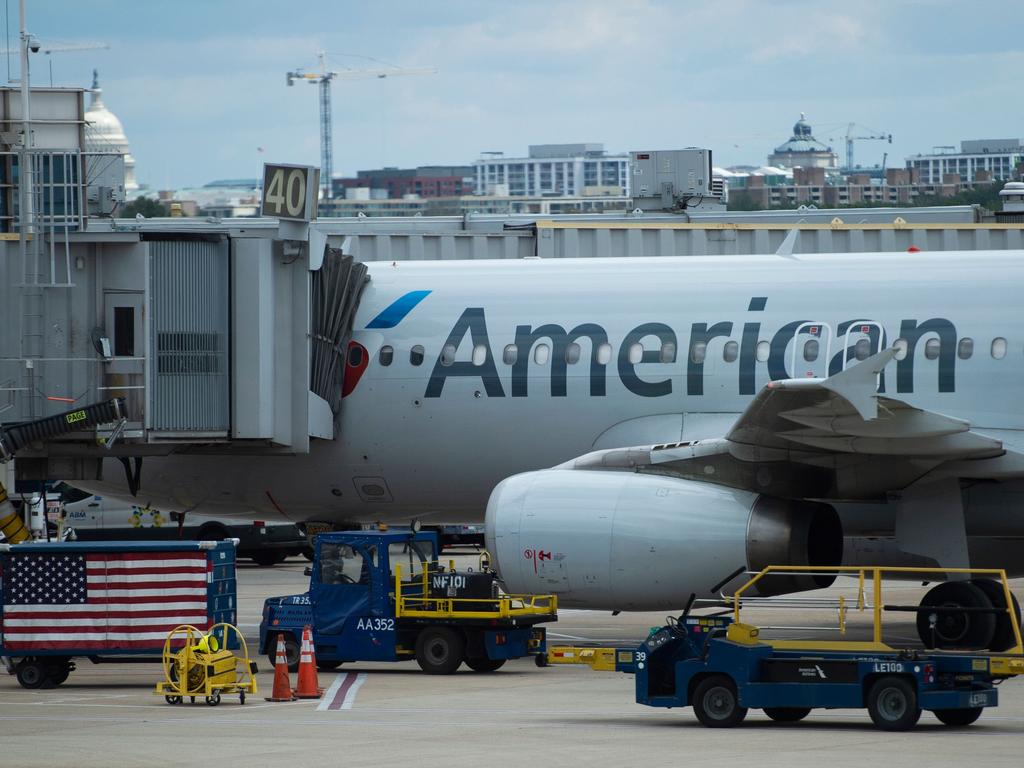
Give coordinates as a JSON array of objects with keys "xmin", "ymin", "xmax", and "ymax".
[{"xmin": 485, "ymin": 469, "xmax": 841, "ymax": 611}]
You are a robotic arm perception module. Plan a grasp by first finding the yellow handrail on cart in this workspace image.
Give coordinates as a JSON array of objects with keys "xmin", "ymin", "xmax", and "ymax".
[
  {"xmin": 730, "ymin": 566, "xmax": 1023, "ymax": 656},
  {"xmin": 392, "ymin": 563, "xmax": 557, "ymax": 620}
]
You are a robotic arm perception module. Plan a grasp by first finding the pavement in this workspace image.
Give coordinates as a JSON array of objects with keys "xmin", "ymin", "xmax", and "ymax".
[{"xmin": 0, "ymin": 554, "xmax": 1021, "ymax": 768}]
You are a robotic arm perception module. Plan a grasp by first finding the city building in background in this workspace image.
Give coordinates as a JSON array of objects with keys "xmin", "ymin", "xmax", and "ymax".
[
  {"xmin": 332, "ymin": 165, "xmax": 474, "ymax": 200},
  {"xmin": 317, "ymin": 190, "xmax": 630, "ymax": 217},
  {"xmin": 767, "ymin": 114, "xmax": 839, "ymax": 170},
  {"xmin": 724, "ymin": 165, "xmax": 1004, "ymax": 209},
  {"xmin": 473, "ymin": 143, "xmax": 629, "ymax": 197},
  {"xmin": 907, "ymin": 139, "xmax": 1024, "ymax": 184}
]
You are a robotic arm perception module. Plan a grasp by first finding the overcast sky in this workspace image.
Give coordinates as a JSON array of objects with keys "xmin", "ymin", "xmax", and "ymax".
[{"xmin": 20, "ymin": 0, "xmax": 1024, "ymax": 190}]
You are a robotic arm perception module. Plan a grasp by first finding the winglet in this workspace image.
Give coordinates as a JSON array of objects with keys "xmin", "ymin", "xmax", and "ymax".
[
  {"xmin": 775, "ymin": 228, "xmax": 799, "ymax": 257},
  {"xmin": 820, "ymin": 347, "xmax": 897, "ymax": 420}
]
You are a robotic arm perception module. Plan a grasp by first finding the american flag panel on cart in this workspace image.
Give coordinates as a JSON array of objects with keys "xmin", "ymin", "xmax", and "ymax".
[{"xmin": 2, "ymin": 552, "xmax": 210, "ymax": 650}]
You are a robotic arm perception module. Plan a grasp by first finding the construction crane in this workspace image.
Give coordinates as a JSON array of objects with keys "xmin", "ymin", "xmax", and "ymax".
[
  {"xmin": 286, "ymin": 51, "xmax": 436, "ymax": 199},
  {"xmin": 0, "ymin": 40, "xmax": 110, "ymax": 86},
  {"xmin": 845, "ymin": 123, "xmax": 892, "ymax": 171}
]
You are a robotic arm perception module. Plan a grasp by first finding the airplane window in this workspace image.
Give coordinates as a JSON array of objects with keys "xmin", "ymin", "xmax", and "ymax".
[
  {"xmin": 803, "ymin": 339, "xmax": 819, "ymax": 362},
  {"xmin": 472, "ymin": 344, "xmax": 487, "ymax": 366},
  {"xmin": 378, "ymin": 345, "xmax": 394, "ymax": 366},
  {"xmin": 690, "ymin": 341, "xmax": 706, "ymax": 365},
  {"xmin": 893, "ymin": 338, "xmax": 908, "ymax": 361},
  {"xmin": 503, "ymin": 344, "xmax": 517, "ymax": 365},
  {"xmin": 348, "ymin": 345, "xmax": 364, "ymax": 367},
  {"xmin": 957, "ymin": 338, "xmax": 974, "ymax": 360},
  {"xmin": 854, "ymin": 338, "xmax": 871, "ymax": 360},
  {"xmin": 410, "ymin": 345, "xmax": 425, "ymax": 366},
  {"xmin": 596, "ymin": 343, "xmax": 612, "ymax": 365},
  {"xmin": 755, "ymin": 340, "xmax": 770, "ymax": 362},
  {"xmin": 660, "ymin": 342, "xmax": 677, "ymax": 364},
  {"xmin": 992, "ymin": 337, "xmax": 1007, "ymax": 360},
  {"xmin": 565, "ymin": 342, "xmax": 581, "ymax": 365},
  {"xmin": 924, "ymin": 338, "xmax": 940, "ymax": 360},
  {"xmin": 441, "ymin": 344, "xmax": 457, "ymax": 366},
  {"xmin": 534, "ymin": 343, "xmax": 550, "ymax": 365},
  {"xmin": 722, "ymin": 341, "xmax": 738, "ymax": 363},
  {"xmin": 629, "ymin": 343, "xmax": 643, "ymax": 365}
]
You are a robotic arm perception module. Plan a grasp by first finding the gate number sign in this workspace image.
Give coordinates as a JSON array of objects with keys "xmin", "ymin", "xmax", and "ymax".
[{"xmin": 261, "ymin": 163, "xmax": 320, "ymax": 221}]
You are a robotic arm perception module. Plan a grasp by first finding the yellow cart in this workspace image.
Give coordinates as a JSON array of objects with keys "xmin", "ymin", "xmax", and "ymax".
[{"xmin": 155, "ymin": 623, "xmax": 258, "ymax": 706}]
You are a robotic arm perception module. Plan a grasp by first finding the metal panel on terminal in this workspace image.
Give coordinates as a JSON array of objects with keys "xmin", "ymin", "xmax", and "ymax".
[{"xmin": 148, "ymin": 239, "xmax": 229, "ymax": 434}]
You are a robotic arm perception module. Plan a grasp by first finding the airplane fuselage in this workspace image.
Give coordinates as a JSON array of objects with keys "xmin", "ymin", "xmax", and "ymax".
[{"xmin": 91, "ymin": 251, "xmax": 1024, "ymax": 525}]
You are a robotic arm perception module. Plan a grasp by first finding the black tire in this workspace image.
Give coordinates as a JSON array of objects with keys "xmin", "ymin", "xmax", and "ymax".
[
  {"xmin": 45, "ymin": 661, "xmax": 72, "ymax": 687},
  {"xmin": 465, "ymin": 657, "xmax": 506, "ymax": 673},
  {"xmin": 302, "ymin": 546, "xmax": 315, "ymax": 562},
  {"xmin": 692, "ymin": 675, "xmax": 748, "ymax": 728},
  {"xmin": 205, "ymin": 692, "xmax": 221, "ymax": 706},
  {"xmin": 415, "ymin": 627, "xmax": 465, "ymax": 675},
  {"xmin": 165, "ymin": 695, "xmax": 182, "ymax": 705},
  {"xmin": 266, "ymin": 636, "xmax": 301, "ymax": 672},
  {"xmin": 763, "ymin": 707, "xmax": 811, "ymax": 722},
  {"xmin": 16, "ymin": 660, "xmax": 46, "ymax": 690},
  {"xmin": 867, "ymin": 676, "xmax": 922, "ymax": 731},
  {"xmin": 934, "ymin": 707, "xmax": 983, "ymax": 727},
  {"xmin": 251, "ymin": 551, "xmax": 286, "ymax": 567},
  {"xmin": 535, "ymin": 654, "xmax": 549, "ymax": 668},
  {"xmin": 970, "ymin": 578, "xmax": 1022, "ymax": 652},
  {"xmin": 916, "ymin": 581, "xmax": 997, "ymax": 650},
  {"xmin": 239, "ymin": 691, "xmax": 246, "ymax": 705}
]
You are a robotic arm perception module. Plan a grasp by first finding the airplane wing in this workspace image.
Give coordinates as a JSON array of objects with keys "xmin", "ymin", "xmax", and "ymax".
[{"xmin": 561, "ymin": 349, "xmax": 1011, "ymax": 501}]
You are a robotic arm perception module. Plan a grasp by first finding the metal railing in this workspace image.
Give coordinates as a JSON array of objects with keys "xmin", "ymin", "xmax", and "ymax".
[
  {"xmin": 392, "ymin": 561, "xmax": 557, "ymax": 620},
  {"xmin": 729, "ymin": 565, "xmax": 1023, "ymax": 655}
]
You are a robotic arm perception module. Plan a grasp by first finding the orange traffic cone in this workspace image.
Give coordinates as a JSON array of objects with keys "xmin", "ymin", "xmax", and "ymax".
[
  {"xmin": 265, "ymin": 633, "xmax": 297, "ymax": 702},
  {"xmin": 294, "ymin": 624, "xmax": 323, "ymax": 699}
]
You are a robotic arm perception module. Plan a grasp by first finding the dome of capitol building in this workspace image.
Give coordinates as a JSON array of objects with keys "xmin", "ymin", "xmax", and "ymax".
[
  {"xmin": 768, "ymin": 113, "xmax": 838, "ymax": 170},
  {"xmin": 83, "ymin": 69, "xmax": 138, "ymax": 191}
]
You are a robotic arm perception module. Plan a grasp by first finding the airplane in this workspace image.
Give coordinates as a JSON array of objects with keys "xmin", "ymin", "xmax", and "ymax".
[{"xmin": 82, "ymin": 249, "xmax": 1024, "ymax": 650}]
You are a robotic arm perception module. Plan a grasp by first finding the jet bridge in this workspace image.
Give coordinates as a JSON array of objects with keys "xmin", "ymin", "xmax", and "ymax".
[
  {"xmin": 0, "ymin": 218, "xmax": 366, "ymax": 486},
  {"xmin": 3, "ymin": 201, "xmax": 1023, "ymax": 489}
]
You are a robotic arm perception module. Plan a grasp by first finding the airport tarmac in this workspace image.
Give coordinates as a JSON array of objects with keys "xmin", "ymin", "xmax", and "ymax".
[{"xmin": 0, "ymin": 555, "xmax": 1021, "ymax": 768}]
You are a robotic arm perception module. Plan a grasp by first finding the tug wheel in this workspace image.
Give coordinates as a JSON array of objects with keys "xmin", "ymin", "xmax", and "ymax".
[
  {"xmin": 763, "ymin": 707, "xmax": 811, "ymax": 723},
  {"xmin": 266, "ymin": 635, "xmax": 300, "ymax": 672},
  {"xmin": 465, "ymin": 657, "xmax": 506, "ymax": 672},
  {"xmin": 934, "ymin": 707, "xmax": 983, "ymax": 727},
  {"xmin": 867, "ymin": 676, "xmax": 922, "ymax": 731},
  {"xmin": 415, "ymin": 627, "xmax": 465, "ymax": 675},
  {"xmin": 692, "ymin": 675, "xmax": 747, "ymax": 728}
]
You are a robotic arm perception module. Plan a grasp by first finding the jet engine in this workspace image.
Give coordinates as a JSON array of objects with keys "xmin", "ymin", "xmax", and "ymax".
[{"xmin": 485, "ymin": 469, "xmax": 842, "ymax": 611}]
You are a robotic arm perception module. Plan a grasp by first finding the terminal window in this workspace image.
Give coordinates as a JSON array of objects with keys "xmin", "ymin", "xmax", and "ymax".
[{"xmin": 114, "ymin": 307, "xmax": 135, "ymax": 357}]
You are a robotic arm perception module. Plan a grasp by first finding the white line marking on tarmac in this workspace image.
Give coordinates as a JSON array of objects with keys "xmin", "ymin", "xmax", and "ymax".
[
  {"xmin": 316, "ymin": 673, "xmax": 346, "ymax": 711},
  {"xmin": 317, "ymin": 672, "xmax": 367, "ymax": 711},
  {"xmin": 339, "ymin": 673, "xmax": 367, "ymax": 709}
]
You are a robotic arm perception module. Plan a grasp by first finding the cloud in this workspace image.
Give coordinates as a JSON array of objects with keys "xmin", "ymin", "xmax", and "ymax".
[{"xmin": 31, "ymin": 0, "xmax": 1024, "ymax": 188}]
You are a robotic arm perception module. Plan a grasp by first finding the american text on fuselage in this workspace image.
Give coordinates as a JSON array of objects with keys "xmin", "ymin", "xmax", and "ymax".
[{"xmin": 418, "ymin": 297, "xmax": 962, "ymax": 399}]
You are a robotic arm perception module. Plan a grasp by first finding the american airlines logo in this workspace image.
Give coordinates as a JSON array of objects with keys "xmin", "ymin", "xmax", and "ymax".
[{"xmin": 422, "ymin": 298, "xmax": 958, "ymax": 399}]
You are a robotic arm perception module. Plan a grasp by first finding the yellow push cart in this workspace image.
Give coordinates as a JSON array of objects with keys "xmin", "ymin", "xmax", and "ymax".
[{"xmin": 155, "ymin": 623, "xmax": 258, "ymax": 706}]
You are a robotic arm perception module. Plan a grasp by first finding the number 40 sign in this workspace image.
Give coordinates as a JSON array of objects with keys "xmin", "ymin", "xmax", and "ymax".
[{"xmin": 260, "ymin": 163, "xmax": 321, "ymax": 221}]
